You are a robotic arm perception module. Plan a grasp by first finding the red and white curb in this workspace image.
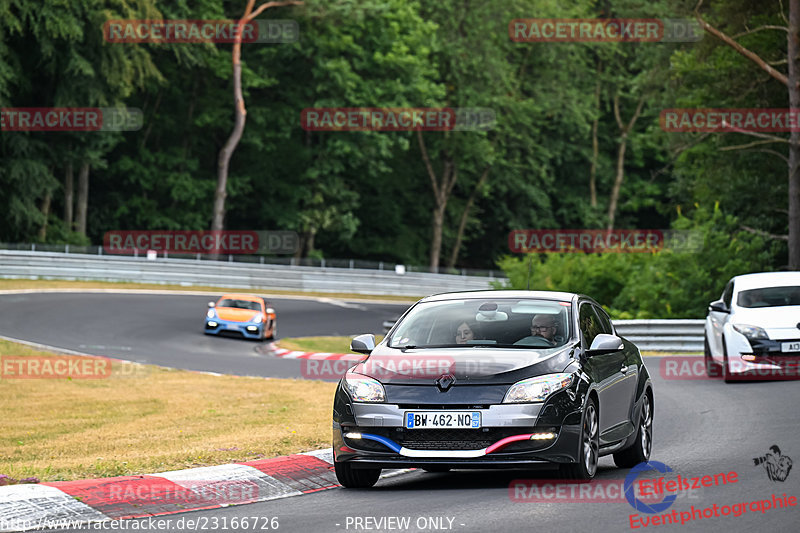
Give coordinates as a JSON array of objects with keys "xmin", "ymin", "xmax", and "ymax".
[
  {"xmin": 271, "ymin": 346, "xmax": 365, "ymax": 362},
  {"xmin": 0, "ymin": 450, "xmax": 411, "ymax": 532}
]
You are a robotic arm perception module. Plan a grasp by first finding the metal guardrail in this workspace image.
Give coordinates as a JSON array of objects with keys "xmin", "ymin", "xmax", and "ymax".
[
  {"xmin": 381, "ymin": 318, "xmax": 705, "ymax": 352},
  {"xmin": 0, "ymin": 243, "xmax": 501, "ymax": 278},
  {"xmin": 613, "ymin": 319, "xmax": 704, "ymax": 352},
  {"xmin": 0, "ymin": 251, "xmax": 502, "ymax": 297}
]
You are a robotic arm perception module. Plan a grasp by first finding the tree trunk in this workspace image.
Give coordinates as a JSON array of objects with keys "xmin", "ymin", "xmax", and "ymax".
[
  {"xmin": 63, "ymin": 161, "xmax": 73, "ymax": 230},
  {"xmin": 38, "ymin": 191, "xmax": 51, "ymax": 241},
  {"xmin": 590, "ymin": 64, "xmax": 602, "ymax": 208},
  {"xmin": 418, "ymin": 130, "xmax": 458, "ymax": 271},
  {"xmin": 607, "ymin": 135, "xmax": 628, "ymax": 231},
  {"xmin": 430, "ymin": 202, "xmax": 446, "ymax": 272},
  {"xmin": 447, "ymin": 166, "xmax": 489, "ymax": 269},
  {"xmin": 788, "ymin": 0, "xmax": 800, "ymax": 269},
  {"xmin": 76, "ymin": 161, "xmax": 89, "ymax": 237},
  {"xmin": 607, "ymin": 94, "xmax": 644, "ymax": 230},
  {"xmin": 212, "ymin": 0, "xmax": 304, "ymax": 232}
]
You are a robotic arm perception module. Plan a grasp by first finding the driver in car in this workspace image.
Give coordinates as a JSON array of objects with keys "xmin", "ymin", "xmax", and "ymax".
[{"xmin": 515, "ymin": 314, "xmax": 558, "ymax": 346}]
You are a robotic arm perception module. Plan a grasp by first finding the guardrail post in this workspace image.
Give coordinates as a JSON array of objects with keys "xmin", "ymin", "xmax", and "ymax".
[
  {"xmin": 350, "ymin": 259, "xmax": 354, "ymax": 269},
  {"xmin": 321, "ymin": 258, "xmax": 325, "ymax": 268},
  {"xmin": 98, "ymin": 246, "xmax": 102, "ymax": 255},
  {"xmin": 65, "ymin": 244, "xmax": 69, "ymax": 254},
  {"xmin": 379, "ymin": 261, "xmax": 383, "ymax": 270},
  {"xmin": 31, "ymin": 243, "xmax": 35, "ymax": 251}
]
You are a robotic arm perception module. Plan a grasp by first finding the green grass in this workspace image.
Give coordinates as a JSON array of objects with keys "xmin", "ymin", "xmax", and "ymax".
[{"xmin": 0, "ymin": 339, "xmax": 337, "ymax": 482}]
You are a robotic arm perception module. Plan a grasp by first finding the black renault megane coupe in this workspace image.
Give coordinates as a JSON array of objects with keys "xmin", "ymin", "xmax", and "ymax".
[{"xmin": 332, "ymin": 290, "xmax": 653, "ymax": 488}]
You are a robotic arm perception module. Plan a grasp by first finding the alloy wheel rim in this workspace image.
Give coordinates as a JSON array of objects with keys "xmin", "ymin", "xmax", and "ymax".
[
  {"xmin": 583, "ymin": 404, "xmax": 599, "ymax": 476},
  {"xmin": 640, "ymin": 395, "xmax": 652, "ymax": 458}
]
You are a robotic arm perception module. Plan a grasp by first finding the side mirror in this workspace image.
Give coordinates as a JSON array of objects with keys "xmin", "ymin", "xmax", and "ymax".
[
  {"xmin": 208, "ymin": 301, "xmax": 216, "ymax": 308},
  {"xmin": 586, "ymin": 334, "xmax": 624, "ymax": 356},
  {"xmin": 708, "ymin": 300, "xmax": 729, "ymax": 313},
  {"xmin": 350, "ymin": 334, "xmax": 376, "ymax": 355}
]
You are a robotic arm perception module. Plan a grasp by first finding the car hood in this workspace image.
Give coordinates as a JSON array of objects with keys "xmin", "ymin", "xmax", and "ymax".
[
  {"xmin": 351, "ymin": 345, "xmax": 575, "ymax": 385},
  {"xmin": 215, "ymin": 307, "xmax": 260, "ymax": 322},
  {"xmin": 733, "ymin": 306, "xmax": 800, "ymax": 339}
]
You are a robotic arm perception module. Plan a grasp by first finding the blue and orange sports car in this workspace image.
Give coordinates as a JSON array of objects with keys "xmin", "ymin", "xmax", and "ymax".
[{"xmin": 204, "ymin": 294, "xmax": 276, "ymax": 340}]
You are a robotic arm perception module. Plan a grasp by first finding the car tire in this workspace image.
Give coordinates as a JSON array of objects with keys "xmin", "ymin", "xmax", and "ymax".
[
  {"xmin": 265, "ymin": 322, "xmax": 276, "ymax": 341},
  {"xmin": 560, "ymin": 397, "xmax": 599, "ymax": 481},
  {"xmin": 704, "ymin": 336, "xmax": 720, "ymax": 378},
  {"xmin": 334, "ymin": 460, "xmax": 381, "ymax": 488},
  {"xmin": 722, "ymin": 337, "xmax": 735, "ymax": 383},
  {"xmin": 613, "ymin": 392, "xmax": 652, "ymax": 468}
]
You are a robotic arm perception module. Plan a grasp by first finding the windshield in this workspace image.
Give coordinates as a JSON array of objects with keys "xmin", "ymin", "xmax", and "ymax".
[
  {"xmin": 737, "ymin": 286, "xmax": 800, "ymax": 308},
  {"xmin": 388, "ymin": 298, "xmax": 572, "ymax": 349},
  {"xmin": 217, "ymin": 299, "xmax": 261, "ymax": 311}
]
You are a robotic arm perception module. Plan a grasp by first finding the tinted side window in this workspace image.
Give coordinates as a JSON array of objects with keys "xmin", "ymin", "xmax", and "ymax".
[
  {"xmin": 593, "ymin": 305, "xmax": 614, "ymax": 335},
  {"xmin": 722, "ymin": 281, "xmax": 734, "ymax": 308},
  {"xmin": 579, "ymin": 303, "xmax": 602, "ymax": 347}
]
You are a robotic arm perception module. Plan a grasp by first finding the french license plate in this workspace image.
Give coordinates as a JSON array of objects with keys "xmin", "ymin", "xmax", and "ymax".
[
  {"xmin": 781, "ymin": 342, "xmax": 800, "ymax": 353},
  {"xmin": 404, "ymin": 411, "xmax": 480, "ymax": 429}
]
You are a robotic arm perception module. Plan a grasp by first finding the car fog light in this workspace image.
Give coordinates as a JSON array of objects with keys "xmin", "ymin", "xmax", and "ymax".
[
  {"xmin": 344, "ymin": 432, "xmax": 362, "ymax": 439},
  {"xmin": 530, "ymin": 432, "xmax": 556, "ymax": 440},
  {"xmin": 207, "ymin": 321, "xmax": 218, "ymax": 327},
  {"xmin": 742, "ymin": 354, "xmax": 756, "ymax": 361},
  {"xmin": 246, "ymin": 326, "xmax": 258, "ymax": 332}
]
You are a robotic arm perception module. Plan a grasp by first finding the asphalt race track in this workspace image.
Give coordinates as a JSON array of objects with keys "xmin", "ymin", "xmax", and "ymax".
[
  {"xmin": 3, "ymin": 292, "xmax": 799, "ymax": 533},
  {"xmin": 0, "ymin": 292, "xmax": 409, "ymax": 378},
  {"xmin": 120, "ymin": 367, "xmax": 800, "ymax": 533}
]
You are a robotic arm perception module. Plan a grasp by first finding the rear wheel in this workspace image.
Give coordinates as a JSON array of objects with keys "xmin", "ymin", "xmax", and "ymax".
[
  {"xmin": 560, "ymin": 398, "xmax": 598, "ymax": 481},
  {"xmin": 613, "ymin": 392, "xmax": 652, "ymax": 468},
  {"xmin": 334, "ymin": 461, "xmax": 381, "ymax": 488}
]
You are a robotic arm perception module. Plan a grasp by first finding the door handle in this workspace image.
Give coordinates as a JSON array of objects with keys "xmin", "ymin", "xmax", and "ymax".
[{"xmin": 620, "ymin": 365, "xmax": 629, "ymax": 374}]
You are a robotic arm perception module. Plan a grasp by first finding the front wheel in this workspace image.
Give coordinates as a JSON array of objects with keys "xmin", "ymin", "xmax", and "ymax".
[
  {"xmin": 704, "ymin": 336, "xmax": 720, "ymax": 378},
  {"xmin": 334, "ymin": 461, "xmax": 381, "ymax": 488},
  {"xmin": 560, "ymin": 398, "xmax": 599, "ymax": 481},
  {"xmin": 613, "ymin": 392, "xmax": 652, "ymax": 468}
]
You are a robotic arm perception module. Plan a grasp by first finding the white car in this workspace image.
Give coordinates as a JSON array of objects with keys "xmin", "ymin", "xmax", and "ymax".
[{"xmin": 705, "ymin": 271, "xmax": 800, "ymax": 382}]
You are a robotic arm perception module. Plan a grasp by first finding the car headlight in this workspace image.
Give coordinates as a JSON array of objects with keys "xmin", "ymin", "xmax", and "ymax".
[
  {"xmin": 250, "ymin": 314, "xmax": 263, "ymax": 324},
  {"xmin": 503, "ymin": 373, "xmax": 574, "ymax": 403},
  {"xmin": 343, "ymin": 373, "xmax": 386, "ymax": 402},
  {"xmin": 207, "ymin": 309, "xmax": 216, "ymax": 319},
  {"xmin": 732, "ymin": 324, "xmax": 768, "ymax": 340}
]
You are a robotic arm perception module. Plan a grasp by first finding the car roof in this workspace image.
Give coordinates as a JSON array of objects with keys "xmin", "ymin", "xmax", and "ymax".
[
  {"xmin": 732, "ymin": 272, "xmax": 800, "ymax": 291},
  {"xmin": 218, "ymin": 294, "xmax": 264, "ymax": 302},
  {"xmin": 420, "ymin": 290, "xmax": 579, "ymax": 303}
]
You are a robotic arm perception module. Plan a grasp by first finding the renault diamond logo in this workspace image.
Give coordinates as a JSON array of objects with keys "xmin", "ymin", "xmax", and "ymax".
[{"xmin": 435, "ymin": 373, "xmax": 455, "ymax": 392}]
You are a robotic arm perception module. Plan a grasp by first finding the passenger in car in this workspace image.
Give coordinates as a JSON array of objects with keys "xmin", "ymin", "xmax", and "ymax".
[{"xmin": 455, "ymin": 320, "xmax": 479, "ymax": 344}]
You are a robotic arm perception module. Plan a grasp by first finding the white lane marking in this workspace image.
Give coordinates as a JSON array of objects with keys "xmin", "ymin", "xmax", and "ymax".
[
  {"xmin": 0, "ymin": 484, "xmax": 110, "ymax": 532},
  {"xmin": 316, "ymin": 297, "xmax": 368, "ymax": 311},
  {"xmin": 0, "ymin": 334, "xmax": 93, "ymax": 356}
]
